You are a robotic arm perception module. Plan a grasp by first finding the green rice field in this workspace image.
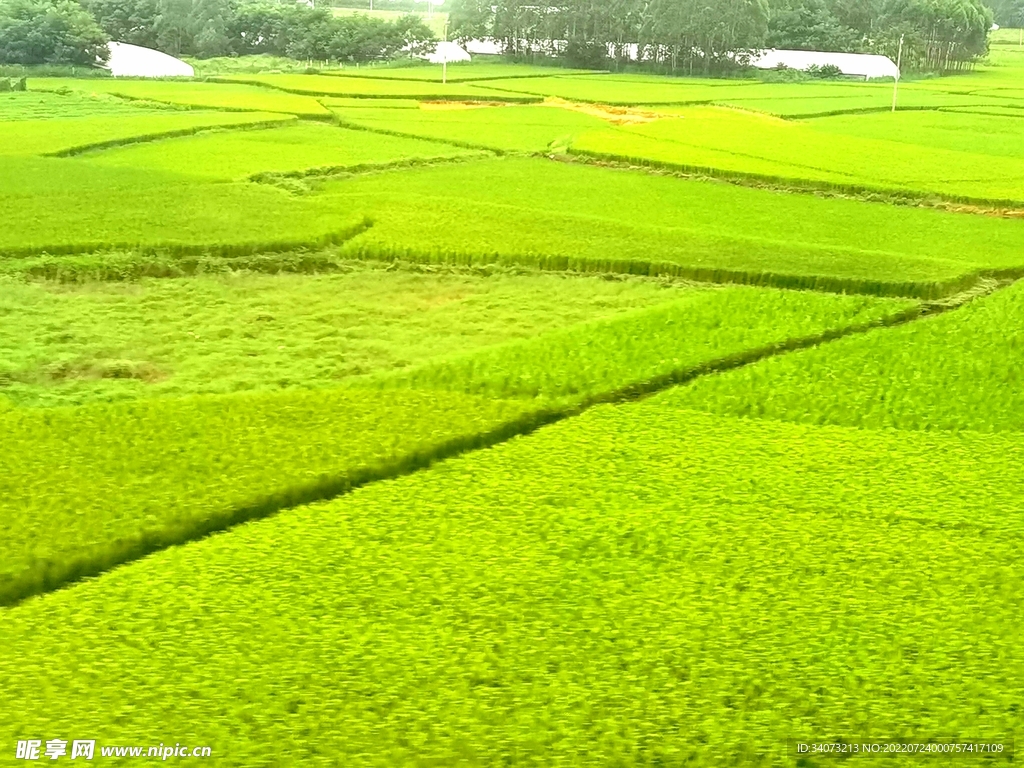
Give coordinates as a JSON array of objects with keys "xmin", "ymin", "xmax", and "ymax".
[{"xmin": 2, "ymin": 50, "xmax": 1023, "ymax": 766}]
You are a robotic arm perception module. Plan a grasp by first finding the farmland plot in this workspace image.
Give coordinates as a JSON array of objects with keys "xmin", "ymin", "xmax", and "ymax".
[
  {"xmin": 0, "ymin": 109, "xmax": 293, "ymax": 157},
  {"xmin": 674, "ymin": 278, "xmax": 1024, "ymax": 432},
  {"xmin": 80, "ymin": 122, "xmax": 480, "ymax": 181},
  {"xmin": 214, "ymin": 73, "xmax": 541, "ymax": 102},
  {"xmin": 30, "ymin": 78, "xmax": 333, "ymax": 117},
  {"xmin": 0, "ymin": 388, "xmax": 541, "ymax": 606},
  {"xmin": 0, "ymin": 266, "xmax": 696, "ymax": 406},
  {"xmin": 809, "ymin": 108, "xmax": 1024, "ymax": 159},
  {"xmin": 1, "ymin": 406, "xmax": 1020, "ymax": 764},
  {"xmin": 331, "ymin": 103, "xmax": 609, "ymax": 153},
  {"xmin": 370, "ymin": 286, "xmax": 915, "ymax": 402},
  {"xmin": 5, "ymin": 63, "xmax": 1024, "ymax": 766},
  {"xmin": 328, "ymin": 156, "xmax": 1024, "ymax": 296},
  {"xmin": 571, "ymin": 106, "xmax": 1024, "ymax": 203},
  {"xmin": 0, "ymin": 156, "xmax": 369, "ymax": 256}
]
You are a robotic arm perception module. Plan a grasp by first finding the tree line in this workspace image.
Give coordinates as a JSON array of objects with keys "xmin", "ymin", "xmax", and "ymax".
[
  {"xmin": 0, "ymin": 0, "xmax": 998, "ymax": 73},
  {"xmin": 0, "ymin": 0, "xmax": 435, "ymax": 66},
  {"xmin": 450, "ymin": 0, "xmax": 995, "ymax": 74}
]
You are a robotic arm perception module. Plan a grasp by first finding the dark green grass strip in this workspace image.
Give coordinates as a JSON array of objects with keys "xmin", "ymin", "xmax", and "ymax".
[
  {"xmin": 248, "ymin": 149, "xmax": 493, "ymax": 189},
  {"xmin": 44, "ymin": 118, "xmax": 297, "ymax": 158},
  {"xmin": 0, "ymin": 218, "xmax": 372, "ymax": 260},
  {"xmin": 341, "ymin": 240, "xmax": 986, "ymax": 300},
  {"xmin": 566, "ymin": 146, "xmax": 1024, "ymax": 213},
  {"xmin": 1, "ymin": 288, "xmax": 983, "ymax": 609}
]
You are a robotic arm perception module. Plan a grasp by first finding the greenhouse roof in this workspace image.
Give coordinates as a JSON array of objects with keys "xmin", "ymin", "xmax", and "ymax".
[
  {"xmin": 105, "ymin": 42, "xmax": 195, "ymax": 78},
  {"xmin": 751, "ymin": 49, "xmax": 899, "ymax": 79}
]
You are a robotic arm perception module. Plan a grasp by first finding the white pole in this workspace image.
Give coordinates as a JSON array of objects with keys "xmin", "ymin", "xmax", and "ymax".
[
  {"xmin": 442, "ymin": 20, "xmax": 448, "ymax": 85},
  {"xmin": 891, "ymin": 33, "xmax": 904, "ymax": 113}
]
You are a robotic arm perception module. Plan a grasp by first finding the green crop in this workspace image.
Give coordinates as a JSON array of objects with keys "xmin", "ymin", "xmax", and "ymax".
[
  {"xmin": 1, "ymin": 406, "xmax": 1020, "ymax": 764},
  {"xmin": 674, "ymin": 279, "xmax": 1024, "ymax": 432},
  {"xmin": 323, "ymin": 62, "xmax": 594, "ymax": 82},
  {"xmin": 329, "ymin": 156, "xmax": 1024, "ymax": 296},
  {"xmin": 81, "ymin": 122, "xmax": 479, "ymax": 181},
  {"xmin": 332, "ymin": 103, "xmax": 609, "ymax": 152},
  {"xmin": 214, "ymin": 74, "xmax": 542, "ymax": 102},
  {"xmin": 481, "ymin": 72, "xmax": 735, "ymax": 103},
  {"xmin": 0, "ymin": 265, "xmax": 696, "ymax": 406},
  {"xmin": 30, "ymin": 78, "xmax": 332, "ymax": 117},
  {"xmin": 809, "ymin": 109, "xmax": 1024, "ymax": 159},
  {"xmin": 0, "ymin": 155, "xmax": 369, "ymax": 256},
  {"xmin": 371, "ymin": 286, "xmax": 916, "ymax": 402},
  {"xmin": 0, "ymin": 110, "xmax": 293, "ymax": 157},
  {"xmin": 0, "ymin": 388, "xmax": 542, "ymax": 606},
  {"xmin": 0, "ymin": 89, "xmax": 175, "ymax": 120},
  {"xmin": 571, "ymin": 106, "xmax": 1024, "ymax": 203}
]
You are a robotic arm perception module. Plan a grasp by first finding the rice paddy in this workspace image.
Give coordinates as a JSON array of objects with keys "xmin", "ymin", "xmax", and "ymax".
[{"xmin": 3, "ymin": 53, "xmax": 1023, "ymax": 765}]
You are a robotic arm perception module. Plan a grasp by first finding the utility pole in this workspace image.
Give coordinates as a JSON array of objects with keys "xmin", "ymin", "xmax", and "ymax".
[
  {"xmin": 891, "ymin": 33, "xmax": 904, "ymax": 113},
  {"xmin": 442, "ymin": 19, "xmax": 449, "ymax": 85}
]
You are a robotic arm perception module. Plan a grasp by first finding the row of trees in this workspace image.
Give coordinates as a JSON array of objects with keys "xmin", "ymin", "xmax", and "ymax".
[
  {"xmin": 0, "ymin": 0, "xmax": 435, "ymax": 65},
  {"xmin": 0, "ymin": 0, "xmax": 109, "ymax": 65},
  {"xmin": 766, "ymin": 0, "xmax": 992, "ymax": 72},
  {"xmin": 987, "ymin": 0, "xmax": 1024, "ymax": 26},
  {"xmin": 449, "ymin": 0, "xmax": 994, "ymax": 73}
]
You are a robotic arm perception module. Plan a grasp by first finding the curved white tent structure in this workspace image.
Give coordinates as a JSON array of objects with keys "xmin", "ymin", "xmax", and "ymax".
[
  {"xmin": 752, "ymin": 49, "xmax": 899, "ymax": 79},
  {"xmin": 425, "ymin": 41, "xmax": 471, "ymax": 64},
  {"xmin": 104, "ymin": 42, "xmax": 194, "ymax": 78}
]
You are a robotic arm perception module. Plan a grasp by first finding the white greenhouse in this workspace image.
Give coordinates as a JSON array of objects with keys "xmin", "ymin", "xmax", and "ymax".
[
  {"xmin": 751, "ymin": 49, "xmax": 899, "ymax": 79},
  {"xmin": 104, "ymin": 42, "xmax": 195, "ymax": 78},
  {"xmin": 426, "ymin": 41, "xmax": 472, "ymax": 64}
]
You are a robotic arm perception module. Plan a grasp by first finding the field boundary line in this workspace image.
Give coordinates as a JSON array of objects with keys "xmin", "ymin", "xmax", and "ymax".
[
  {"xmin": 329, "ymin": 113, "xmax": 512, "ymax": 154},
  {"xmin": 30, "ymin": 84, "xmax": 336, "ymax": 120},
  {"xmin": 210, "ymin": 76, "xmax": 543, "ymax": 104},
  {"xmin": 561, "ymin": 149, "xmax": 1024, "ymax": 218},
  {"xmin": 0, "ymin": 408, "xmax": 568, "ymax": 609},
  {"xmin": 44, "ymin": 117, "xmax": 299, "ymax": 158},
  {"xmin": 317, "ymin": 69, "xmax": 604, "ymax": 84},
  {"xmin": 340, "ymin": 241, "xmax": 980, "ymax": 300},
  {"xmin": 0, "ymin": 218, "xmax": 373, "ymax": 260},
  {"xmin": 249, "ymin": 152, "xmax": 493, "ymax": 189},
  {"xmin": 2, "ymin": 279, "xmax": 1006, "ymax": 610}
]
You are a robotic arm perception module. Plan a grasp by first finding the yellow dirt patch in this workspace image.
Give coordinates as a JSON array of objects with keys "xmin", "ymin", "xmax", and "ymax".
[{"xmin": 544, "ymin": 97, "xmax": 669, "ymax": 124}]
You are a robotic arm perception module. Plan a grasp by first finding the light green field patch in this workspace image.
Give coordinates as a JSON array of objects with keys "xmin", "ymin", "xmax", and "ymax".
[
  {"xmin": 572, "ymin": 106, "xmax": 1024, "ymax": 203},
  {"xmin": 30, "ymin": 78, "xmax": 332, "ymax": 117},
  {"xmin": 0, "ymin": 89, "xmax": 171, "ymax": 120},
  {"xmin": 326, "ymin": 60, "xmax": 594, "ymax": 82},
  {"xmin": 1, "ymin": 406, "xmax": 1020, "ymax": 763},
  {"xmin": 0, "ymin": 110, "xmax": 293, "ymax": 157},
  {"xmin": 0, "ymin": 388, "xmax": 541, "ymax": 606},
  {"xmin": 0, "ymin": 266, "xmax": 694, "ymax": 406},
  {"xmin": 810, "ymin": 108, "xmax": 1024, "ymax": 159},
  {"xmin": 327, "ymin": 156, "xmax": 1024, "ymax": 294},
  {"xmin": 0, "ymin": 156, "xmax": 368, "ymax": 256},
  {"xmin": 81, "ymin": 122, "xmax": 477, "ymax": 180},
  {"xmin": 321, "ymin": 96, "xmax": 421, "ymax": 109},
  {"xmin": 332, "ymin": 103, "xmax": 609, "ymax": 152},
  {"xmin": 215, "ymin": 73, "xmax": 540, "ymax": 102},
  {"xmin": 675, "ymin": 279, "xmax": 1024, "ymax": 432},
  {"xmin": 371, "ymin": 286, "xmax": 914, "ymax": 402},
  {"xmin": 480, "ymin": 73, "xmax": 735, "ymax": 104}
]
